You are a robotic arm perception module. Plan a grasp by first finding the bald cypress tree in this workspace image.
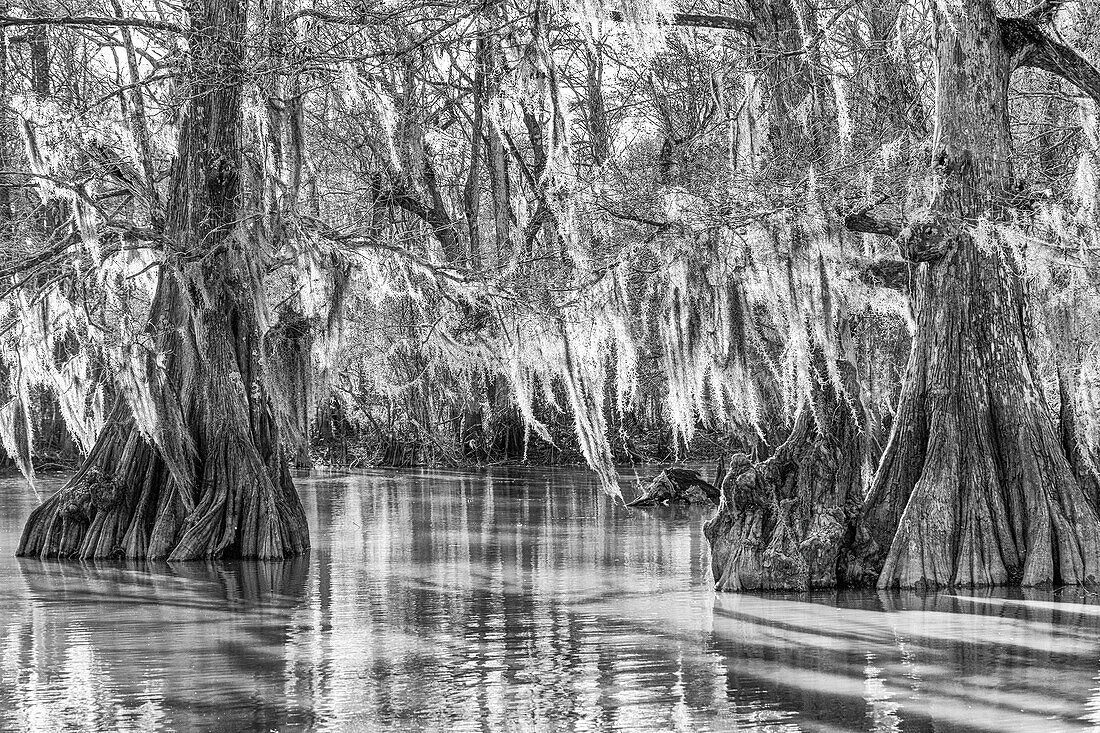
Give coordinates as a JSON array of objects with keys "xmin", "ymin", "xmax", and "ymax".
[
  {"xmin": 845, "ymin": 1, "xmax": 1100, "ymax": 588},
  {"xmin": 18, "ymin": 0, "xmax": 309, "ymax": 560}
]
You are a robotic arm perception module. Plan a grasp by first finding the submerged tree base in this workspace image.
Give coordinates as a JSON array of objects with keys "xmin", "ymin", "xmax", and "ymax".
[
  {"xmin": 17, "ymin": 408, "xmax": 310, "ymax": 561},
  {"xmin": 844, "ymin": 237, "xmax": 1100, "ymax": 591},
  {"xmin": 704, "ymin": 362, "xmax": 865, "ymax": 592}
]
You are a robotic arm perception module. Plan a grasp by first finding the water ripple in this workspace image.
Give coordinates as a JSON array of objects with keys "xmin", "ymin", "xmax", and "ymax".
[{"xmin": 0, "ymin": 466, "xmax": 1097, "ymax": 731}]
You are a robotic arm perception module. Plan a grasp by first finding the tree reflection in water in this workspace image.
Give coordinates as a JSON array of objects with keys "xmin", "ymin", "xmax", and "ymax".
[{"xmin": 1, "ymin": 467, "xmax": 1099, "ymax": 731}]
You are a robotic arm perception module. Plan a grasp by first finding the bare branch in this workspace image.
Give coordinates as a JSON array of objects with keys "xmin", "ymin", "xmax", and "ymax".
[
  {"xmin": 1003, "ymin": 18, "xmax": 1100, "ymax": 104},
  {"xmin": 0, "ymin": 235, "xmax": 74, "ymax": 279},
  {"xmin": 598, "ymin": 204, "xmax": 673, "ymax": 230},
  {"xmin": 380, "ymin": 180, "xmax": 463, "ymax": 260},
  {"xmin": 1025, "ymin": 39, "xmax": 1100, "ymax": 103},
  {"xmin": 286, "ymin": 8, "xmax": 375, "ymax": 25},
  {"xmin": 0, "ymin": 15, "xmax": 184, "ymax": 35},
  {"xmin": 843, "ymin": 208, "xmax": 902, "ymax": 238},
  {"xmin": 289, "ymin": 7, "xmax": 754, "ymax": 35},
  {"xmin": 607, "ymin": 10, "xmax": 753, "ymax": 35},
  {"xmin": 1023, "ymin": 0, "xmax": 1066, "ymax": 23}
]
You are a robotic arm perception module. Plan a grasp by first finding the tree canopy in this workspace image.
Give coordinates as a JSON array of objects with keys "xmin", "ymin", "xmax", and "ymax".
[{"xmin": 4, "ymin": 0, "xmax": 1100, "ymax": 585}]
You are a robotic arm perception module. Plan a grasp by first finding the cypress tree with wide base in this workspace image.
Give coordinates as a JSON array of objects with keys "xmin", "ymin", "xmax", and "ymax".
[
  {"xmin": 844, "ymin": 1, "xmax": 1100, "ymax": 589},
  {"xmin": 17, "ymin": 0, "xmax": 309, "ymax": 561}
]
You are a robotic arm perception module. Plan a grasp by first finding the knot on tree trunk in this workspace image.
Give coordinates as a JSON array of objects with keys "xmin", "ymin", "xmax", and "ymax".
[
  {"xmin": 933, "ymin": 146, "xmax": 974, "ymax": 178},
  {"xmin": 724, "ymin": 458, "xmax": 760, "ymax": 510},
  {"xmin": 898, "ymin": 210, "xmax": 953, "ymax": 262},
  {"xmin": 58, "ymin": 467, "xmax": 122, "ymax": 523}
]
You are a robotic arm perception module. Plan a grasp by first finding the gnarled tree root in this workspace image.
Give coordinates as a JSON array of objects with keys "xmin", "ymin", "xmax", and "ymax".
[{"xmin": 705, "ymin": 370, "xmax": 866, "ymax": 592}]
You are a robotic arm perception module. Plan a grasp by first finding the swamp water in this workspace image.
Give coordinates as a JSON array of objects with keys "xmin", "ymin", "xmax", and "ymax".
[{"xmin": 1, "ymin": 466, "xmax": 1099, "ymax": 731}]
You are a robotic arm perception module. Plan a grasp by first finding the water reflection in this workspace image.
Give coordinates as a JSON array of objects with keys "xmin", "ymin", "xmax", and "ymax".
[
  {"xmin": 0, "ymin": 467, "xmax": 1099, "ymax": 731},
  {"xmin": 4, "ymin": 557, "xmax": 310, "ymax": 730}
]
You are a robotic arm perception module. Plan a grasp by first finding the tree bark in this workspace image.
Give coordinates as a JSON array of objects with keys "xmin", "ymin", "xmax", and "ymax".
[
  {"xmin": 844, "ymin": 2, "xmax": 1100, "ymax": 589},
  {"xmin": 18, "ymin": 0, "xmax": 309, "ymax": 561},
  {"xmin": 109, "ymin": 0, "xmax": 160, "ymax": 213},
  {"xmin": 701, "ymin": 0, "xmax": 868, "ymax": 592},
  {"xmin": 585, "ymin": 48, "xmax": 610, "ymax": 166},
  {"xmin": 705, "ymin": 352, "xmax": 864, "ymax": 591},
  {"xmin": 481, "ymin": 22, "xmax": 512, "ymax": 268},
  {"xmin": 463, "ymin": 33, "xmax": 486, "ymax": 268}
]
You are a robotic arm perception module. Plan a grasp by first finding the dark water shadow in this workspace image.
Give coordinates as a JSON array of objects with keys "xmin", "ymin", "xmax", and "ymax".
[{"xmin": 17, "ymin": 556, "xmax": 310, "ymax": 610}]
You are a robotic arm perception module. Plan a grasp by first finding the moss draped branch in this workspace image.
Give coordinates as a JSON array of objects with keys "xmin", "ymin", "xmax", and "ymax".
[
  {"xmin": 607, "ymin": 10, "xmax": 754, "ymax": 35},
  {"xmin": 0, "ymin": 14, "xmax": 184, "ymax": 34}
]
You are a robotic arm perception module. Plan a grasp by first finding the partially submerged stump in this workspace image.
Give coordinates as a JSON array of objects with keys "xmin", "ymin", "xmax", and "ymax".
[{"xmin": 626, "ymin": 467, "xmax": 719, "ymax": 507}]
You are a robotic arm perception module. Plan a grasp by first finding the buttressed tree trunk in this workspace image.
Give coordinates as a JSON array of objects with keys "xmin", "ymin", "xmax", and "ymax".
[
  {"xmin": 845, "ymin": 1, "xmax": 1100, "ymax": 589},
  {"xmin": 18, "ymin": 0, "xmax": 310, "ymax": 560}
]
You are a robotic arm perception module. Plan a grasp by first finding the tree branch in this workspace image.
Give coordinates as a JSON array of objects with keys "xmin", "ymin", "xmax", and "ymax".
[
  {"xmin": 843, "ymin": 208, "xmax": 902, "ymax": 238},
  {"xmin": 850, "ymin": 256, "xmax": 911, "ymax": 292},
  {"xmin": 286, "ymin": 8, "xmax": 382, "ymax": 25},
  {"xmin": 598, "ymin": 203, "xmax": 673, "ymax": 230},
  {"xmin": 380, "ymin": 180, "xmax": 463, "ymax": 261},
  {"xmin": 0, "ymin": 235, "xmax": 74, "ymax": 279},
  {"xmin": 1023, "ymin": 0, "xmax": 1066, "ymax": 23},
  {"xmin": 608, "ymin": 10, "xmax": 753, "ymax": 35},
  {"xmin": 1002, "ymin": 17, "xmax": 1100, "ymax": 104},
  {"xmin": 0, "ymin": 15, "xmax": 184, "ymax": 34},
  {"xmin": 289, "ymin": 7, "xmax": 754, "ymax": 35}
]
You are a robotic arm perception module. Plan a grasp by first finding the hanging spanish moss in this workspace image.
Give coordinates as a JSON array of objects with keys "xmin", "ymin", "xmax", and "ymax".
[{"xmin": 1, "ymin": 0, "xmax": 1099, "ymax": 593}]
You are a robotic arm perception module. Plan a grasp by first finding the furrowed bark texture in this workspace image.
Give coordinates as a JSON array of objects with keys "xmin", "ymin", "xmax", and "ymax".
[
  {"xmin": 845, "ymin": 2, "xmax": 1100, "ymax": 589},
  {"xmin": 705, "ymin": 358, "xmax": 864, "ymax": 591},
  {"xmin": 18, "ymin": 0, "xmax": 309, "ymax": 561},
  {"xmin": 744, "ymin": 0, "xmax": 835, "ymax": 175}
]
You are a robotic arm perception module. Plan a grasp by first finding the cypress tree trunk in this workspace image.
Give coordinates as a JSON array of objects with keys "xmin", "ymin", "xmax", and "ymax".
[
  {"xmin": 18, "ymin": 0, "xmax": 309, "ymax": 560},
  {"xmin": 705, "ymin": 353, "xmax": 864, "ymax": 591},
  {"xmin": 845, "ymin": 3, "xmax": 1100, "ymax": 589}
]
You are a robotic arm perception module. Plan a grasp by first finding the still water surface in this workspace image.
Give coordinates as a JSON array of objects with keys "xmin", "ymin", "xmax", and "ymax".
[{"xmin": 1, "ymin": 467, "xmax": 1100, "ymax": 731}]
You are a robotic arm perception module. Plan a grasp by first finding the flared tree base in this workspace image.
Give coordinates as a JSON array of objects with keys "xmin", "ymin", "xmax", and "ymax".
[
  {"xmin": 705, "ymin": 370, "xmax": 865, "ymax": 592},
  {"xmin": 845, "ymin": 234, "xmax": 1100, "ymax": 591},
  {"xmin": 17, "ymin": 410, "xmax": 309, "ymax": 561}
]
